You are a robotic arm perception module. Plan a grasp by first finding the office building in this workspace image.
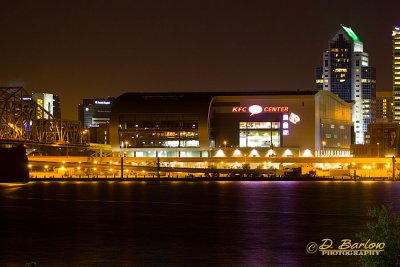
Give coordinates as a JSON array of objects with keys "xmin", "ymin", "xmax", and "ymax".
[
  {"xmin": 32, "ymin": 93, "xmax": 61, "ymax": 119},
  {"xmin": 316, "ymin": 25, "xmax": 376, "ymax": 144},
  {"xmin": 373, "ymin": 91, "xmax": 393, "ymax": 122},
  {"xmin": 393, "ymin": 26, "xmax": 400, "ymax": 122},
  {"xmin": 110, "ymin": 91, "xmax": 353, "ymax": 158},
  {"xmin": 78, "ymin": 97, "xmax": 115, "ymax": 128}
]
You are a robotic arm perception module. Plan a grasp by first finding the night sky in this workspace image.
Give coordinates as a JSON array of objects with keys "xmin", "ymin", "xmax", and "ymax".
[{"xmin": 0, "ymin": 0, "xmax": 399, "ymax": 120}]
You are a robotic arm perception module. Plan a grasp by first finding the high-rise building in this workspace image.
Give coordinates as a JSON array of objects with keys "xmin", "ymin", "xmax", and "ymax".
[
  {"xmin": 78, "ymin": 97, "xmax": 115, "ymax": 128},
  {"xmin": 393, "ymin": 26, "xmax": 400, "ymax": 122},
  {"xmin": 32, "ymin": 93, "xmax": 61, "ymax": 119},
  {"xmin": 316, "ymin": 25, "xmax": 376, "ymax": 144},
  {"xmin": 373, "ymin": 91, "xmax": 393, "ymax": 122}
]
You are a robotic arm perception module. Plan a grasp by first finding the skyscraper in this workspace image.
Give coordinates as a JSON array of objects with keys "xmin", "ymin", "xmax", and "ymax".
[
  {"xmin": 393, "ymin": 26, "xmax": 400, "ymax": 122},
  {"xmin": 316, "ymin": 25, "xmax": 376, "ymax": 144}
]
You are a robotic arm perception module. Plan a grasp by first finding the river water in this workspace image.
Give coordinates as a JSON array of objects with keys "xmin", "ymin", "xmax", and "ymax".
[{"xmin": 1, "ymin": 181, "xmax": 399, "ymax": 266}]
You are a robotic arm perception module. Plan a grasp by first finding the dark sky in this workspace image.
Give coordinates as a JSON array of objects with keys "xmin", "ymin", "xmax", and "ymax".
[{"xmin": 0, "ymin": 0, "xmax": 399, "ymax": 120}]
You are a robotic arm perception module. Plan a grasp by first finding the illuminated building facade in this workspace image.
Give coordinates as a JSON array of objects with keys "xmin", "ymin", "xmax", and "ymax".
[
  {"xmin": 78, "ymin": 97, "xmax": 115, "ymax": 128},
  {"xmin": 357, "ymin": 121, "xmax": 400, "ymax": 157},
  {"xmin": 316, "ymin": 25, "xmax": 376, "ymax": 144},
  {"xmin": 393, "ymin": 26, "xmax": 400, "ymax": 122},
  {"xmin": 110, "ymin": 91, "xmax": 353, "ymax": 157},
  {"xmin": 373, "ymin": 91, "xmax": 393, "ymax": 122},
  {"xmin": 32, "ymin": 93, "xmax": 61, "ymax": 119}
]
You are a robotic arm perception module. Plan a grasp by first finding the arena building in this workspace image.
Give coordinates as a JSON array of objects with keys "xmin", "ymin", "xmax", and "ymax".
[{"xmin": 110, "ymin": 90, "xmax": 353, "ymax": 158}]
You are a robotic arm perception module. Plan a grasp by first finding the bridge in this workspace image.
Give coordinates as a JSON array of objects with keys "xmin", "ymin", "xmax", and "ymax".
[{"xmin": 0, "ymin": 87, "xmax": 83, "ymax": 145}]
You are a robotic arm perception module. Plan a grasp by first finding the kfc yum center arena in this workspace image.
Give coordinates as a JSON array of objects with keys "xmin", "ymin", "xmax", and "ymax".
[{"xmin": 110, "ymin": 90, "xmax": 353, "ymax": 158}]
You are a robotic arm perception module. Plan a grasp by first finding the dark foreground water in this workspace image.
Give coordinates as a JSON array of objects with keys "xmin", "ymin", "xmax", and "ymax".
[{"xmin": 1, "ymin": 181, "xmax": 400, "ymax": 267}]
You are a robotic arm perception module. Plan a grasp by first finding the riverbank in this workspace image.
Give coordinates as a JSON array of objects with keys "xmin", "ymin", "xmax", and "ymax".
[{"xmin": 28, "ymin": 176, "xmax": 395, "ymax": 182}]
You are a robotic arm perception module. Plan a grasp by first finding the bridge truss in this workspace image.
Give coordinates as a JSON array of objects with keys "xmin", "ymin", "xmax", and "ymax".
[{"xmin": 0, "ymin": 87, "xmax": 83, "ymax": 144}]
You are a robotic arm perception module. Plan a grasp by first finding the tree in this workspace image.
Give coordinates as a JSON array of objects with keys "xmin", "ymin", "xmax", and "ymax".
[{"xmin": 357, "ymin": 205, "xmax": 400, "ymax": 266}]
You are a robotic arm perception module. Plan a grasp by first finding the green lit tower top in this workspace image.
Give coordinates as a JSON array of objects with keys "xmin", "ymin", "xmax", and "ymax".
[{"xmin": 341, "ymin": 25, "xmax": 362, "ymax": 42}]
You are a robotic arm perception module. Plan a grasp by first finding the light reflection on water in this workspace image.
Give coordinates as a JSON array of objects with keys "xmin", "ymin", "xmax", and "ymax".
[{"xmin": 0, "ymin": 181, "xmax": 400, "ymax": 266}]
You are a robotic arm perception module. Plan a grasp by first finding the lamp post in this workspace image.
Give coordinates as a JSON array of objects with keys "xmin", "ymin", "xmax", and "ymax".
[
  {"xmin": 377, "ymin": 142, "xmax": 380, "ymax": 158},
  {"xmin": 223, "ymin": 140, "xmax": 227, "ymax": 154},
  {"xmin": 322, "ymin": 141, "xmax": 326, "ymax": 156}
]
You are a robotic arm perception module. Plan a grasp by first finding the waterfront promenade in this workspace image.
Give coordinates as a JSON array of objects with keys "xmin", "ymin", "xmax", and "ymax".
[{"xmin": 27, "ymin": 155, "xmax": 397, "ymax": 180}]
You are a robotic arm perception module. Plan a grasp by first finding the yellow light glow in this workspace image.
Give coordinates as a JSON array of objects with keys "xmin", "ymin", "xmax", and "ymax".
[
  {"xmin": 302, "ymin": 149, "xmax": 313, "ymax": 157},
  {"xmin": 249, "ymin": 149, "xmax": 260, "ymax": 157},
  {"xmin": 232, "ymin": 149, "xmax": 242, "ymax": 157},
  {"xmin": 215, "ymin": 149, "xmax": 225, "ymax": 157}
]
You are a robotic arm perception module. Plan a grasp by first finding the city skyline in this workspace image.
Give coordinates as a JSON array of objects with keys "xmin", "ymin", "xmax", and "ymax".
[{"xmin": 0, "ymin": 0, "xmax": 398, "ymax": 120}]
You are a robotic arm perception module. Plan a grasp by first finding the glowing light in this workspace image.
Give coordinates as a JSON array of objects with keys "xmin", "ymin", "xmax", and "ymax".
[
  {"xmin": 266, "ymin": 149, "xmax": 276, "ymax": 157},
  {"xmin": 215, "ymin": 149, "xmax": 225, "ymax": 157},
  {"xmin": 232, "ymin": 149, "xmax": 242, "ymax": 157},
  {"xmin": 248, "ymin": 105, "xmax": 263, "ymax": 116},
  {"xmin": 249, "ymin": 149, "xmax": 260, "ymax": 157},
  {"xmin": 341, "ymin": 25, "xmax": 361, "ymax": 42},
  {"xmin": 283, "ymin": 149, "xmax": 293, "ymax": 157},
  {"xmin": 302, "ymin": 149, "xmax": 313, "ymax": 157}
]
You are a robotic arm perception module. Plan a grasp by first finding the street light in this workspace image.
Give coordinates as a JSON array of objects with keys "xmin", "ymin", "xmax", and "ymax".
[
  {"xmin": 223, "ymin": 140, "xmax": 227, "ymax": 154},
  {"xmin": 377, "ymin": 142, "xmax": 380, "ymax": 158},
  {"xmin": 124, "ymin": 141, "xmax": 129, "ymax": 157},
  {"xmin": 322, "ymin": 141, "xmax": 326, "ymax": 156}
]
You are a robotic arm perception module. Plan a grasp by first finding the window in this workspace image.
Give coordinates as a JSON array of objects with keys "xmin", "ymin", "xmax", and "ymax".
[{"xmin": 239, "ymin": 121, "xmax": 280, "ymax": 148}]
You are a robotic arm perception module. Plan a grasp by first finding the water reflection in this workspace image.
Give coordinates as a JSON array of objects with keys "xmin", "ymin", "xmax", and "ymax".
[{"xmin": 0, "ymin": 181, "xmax": 399, "ymax": 266}]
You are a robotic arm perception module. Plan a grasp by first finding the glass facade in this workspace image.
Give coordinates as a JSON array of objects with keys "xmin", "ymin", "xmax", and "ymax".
[
  {"xmin": 393, "ymin": 26, "xmax": 400, "ymax": 122},
  {"xmin": 361, "ymin": 67, "xmax": 376, "ymax": 132},
  {"xmin": 329, "ymin": 34, "xmax": 353, "ymax": 101},
  {"xmin": 239, "ymin": 121, "xmax": 280, "ymax": 148},
  {"xmin": 118, "ymin": 114, "xmax": 200, "ymax": 148}
]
